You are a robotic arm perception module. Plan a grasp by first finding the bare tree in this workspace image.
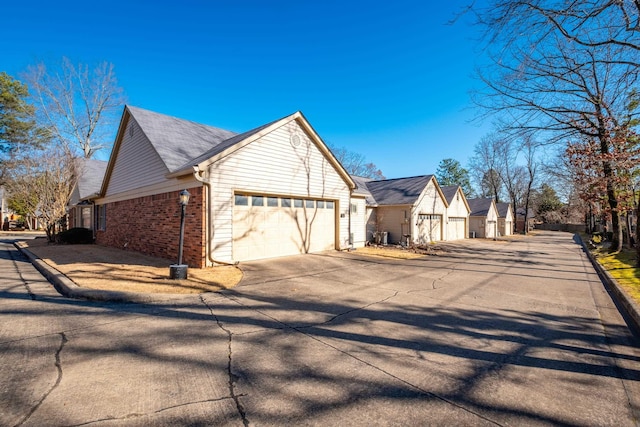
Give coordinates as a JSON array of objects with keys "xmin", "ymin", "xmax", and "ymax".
[
  {"xmin": 469, "ymin": 133, "xmax": 504, "ymax": 201},
  {"xmin": 329, "ymin": 144, "xmax": 385, "ymax": 179},
  {"xmin": 23, "ymin": 57, "xmax": 125, "ymax": 158},
  {"xmin": 468, "ymin": 0, "xmax": 640, "ymax": 251},
  {"xmin": 7, "ymin": 145, "xmax": 78, "ymax": 241},
  {"xmin": 471, "ymin": 1, "xmax": 640, "ymax": 63},
  {"xmin": 522, "ymin": 138, "xmax": 539, "ymax": 235}
]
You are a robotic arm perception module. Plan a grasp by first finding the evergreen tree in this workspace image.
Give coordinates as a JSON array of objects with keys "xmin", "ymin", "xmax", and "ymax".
[{"xmin": 436, "ymin": 158, "xmax": 473, "ymax": 196}]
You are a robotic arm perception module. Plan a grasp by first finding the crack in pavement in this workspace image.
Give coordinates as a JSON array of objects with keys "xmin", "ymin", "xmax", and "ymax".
[
  {"xmin": 65, "ymin": 396, "xmax": 246, "ymax": 426},
  {"xmin": 15, "ymin": 332, "xmax": 67, "ymax": 427},
  {"xmin": 293, "ymin": 326, "xmax": 503, "ymax": 426},
  {"xmin": 216, "ymin": 290, "xmax": 503, "ymax": 426},
  {"xmin": 200, "ymin": 295, "xmax": 249, "ymax": 427}
]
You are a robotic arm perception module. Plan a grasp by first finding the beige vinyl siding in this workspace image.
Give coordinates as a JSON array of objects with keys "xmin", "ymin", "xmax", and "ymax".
[
  {"xmin": 499, "ymin": 218, "xmax": 513, "ymax": 236},
  {"xmin": 444, "ymin": 188, "xmax": 469, "ymax": 241},
  {"xmin": 106, "ymin": 119, "xmax": 170, "ymax": 197},
  {"xmin": 349, "ymin": 196, "xmax": 367, "ymax": 247},
  {"xmin": 376, "ymin": 206, "xmax": 410, "ymax": 244},
  {"xmin": 365, "ymin": 207, "xmax": 377, "ymax": 244},
  {"xmin": 412, "ymin": 179, "xmax": 447, "ymax": 243},
  {"xmin": 207, "ymin": 120, "xmax": 351, "ymax": 263},
  {"xmin": 470, "ymin": 204, "xmax": 499, "ymax": 238},
  {"xmin": 469, "ymin": 217, "xmax": 486, "ymax": 238},
  {"xmin": 498, "ymin": 205, "xmax": 514, "ymax": 236}
]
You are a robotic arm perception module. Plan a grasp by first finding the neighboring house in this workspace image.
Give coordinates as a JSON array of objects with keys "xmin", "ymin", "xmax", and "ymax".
[
  {"xmin": 516, "ymin": 207, "xmax": 536, "ymax": 233},
  {"xmin": 89, "ymin": 106, "xmax": 356, "ymax": 267},
  {"xmin": 496, "ymin": 202, "xmax": 514, "ymax": 236},
  {"xmin": 467, "ymin": 198, "xmax": 499, "ymax": 239},
  {"xmin": 440, "ymin": 186, "xmax": 471, "ymax": 241},
  {"xmin": 68, "ymin": 158, "xmax": 108, "ymax": 231},
  {"xmin": 354, "ymin": 175, "xmax": 448, "ymax": 245}
]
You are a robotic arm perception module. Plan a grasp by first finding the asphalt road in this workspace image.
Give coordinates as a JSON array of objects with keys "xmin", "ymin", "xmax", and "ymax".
[{"xmin": 2, "ymin": 231, "xmax": 640, "ymax": 426}]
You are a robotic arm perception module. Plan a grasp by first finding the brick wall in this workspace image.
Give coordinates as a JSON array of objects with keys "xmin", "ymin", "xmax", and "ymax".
[
  {"xmin": 95, "ymin": 187, "xmax": 206, "ymax": 268},
  {"xmin": 68, "ymin": 208, "xmax": 77, "ymax": 229}
]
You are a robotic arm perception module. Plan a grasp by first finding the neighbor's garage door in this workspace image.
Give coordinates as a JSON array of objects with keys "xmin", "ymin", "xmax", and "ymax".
[
  {"xmin": 417, "ymin": 214, "xmax": 442, "ymax": 243},
  {"xmin": 447, "ymin": 217, "xmax": 466, "ymax": 241},
  {"xmin": 233, "ymin": 194, "xmax": 336, "ymax": 262},
  {"xmin": 487, "ymin": 220, "xmax": 497, "ymax": 239}
]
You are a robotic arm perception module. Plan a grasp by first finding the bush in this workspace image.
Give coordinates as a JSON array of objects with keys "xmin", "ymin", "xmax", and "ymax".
[{"xmin": 57, "ymin": 227, "xmax": 94, "ymax": 244}]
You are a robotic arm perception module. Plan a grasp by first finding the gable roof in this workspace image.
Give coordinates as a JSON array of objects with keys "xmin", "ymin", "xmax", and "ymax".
[
  {"xmin": 440, "ymin": 185, "xmax": 471, "ymax": 213},
  {"xmin": 102, "ymin": 106, "xmax": 356, "ymax": 195},
  {"xmin": 127, "ymin": 106, "xmax": 238, "ymax": 174},
  {"xmin": 467, "ymin": 198, "xmax": 496, "ymax": 217},
  {"xmin": 496, "ymin": 202, "xmax": 512, "ymax": 218},
  {"xmin": 351, "ymin": 175, "xmax": 377, "ymax": 205},
  {"xmin": 76, "ymin": 158, "xmax": 108, "ymax": 201},
  {"xmin": 365, "ymin": 175, "xmax": 436, "ymax": 206},
  {"xmin": 440, "ymin": 185, "xmax": 459, "ymax": 204}
]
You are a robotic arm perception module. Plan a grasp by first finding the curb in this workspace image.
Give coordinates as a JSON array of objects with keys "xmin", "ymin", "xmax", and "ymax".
[
  {"xmin": 575, "ymin": 234, "xmax": 640, "ymax": 334},
  {"xmin": 14, "ymin": 242, "xmax": 182, "ymax": 304}
]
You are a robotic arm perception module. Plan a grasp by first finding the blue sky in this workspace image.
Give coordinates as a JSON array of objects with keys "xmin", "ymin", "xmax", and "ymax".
[{"xmin": 3, "ymin": 1, "xmax": 488, "ymax": 178}]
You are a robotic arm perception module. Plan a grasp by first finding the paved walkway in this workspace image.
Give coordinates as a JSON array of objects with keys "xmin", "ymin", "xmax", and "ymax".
[{"xmin": 2, "ymin": 231, "xmax": 640, "ymax": 426}]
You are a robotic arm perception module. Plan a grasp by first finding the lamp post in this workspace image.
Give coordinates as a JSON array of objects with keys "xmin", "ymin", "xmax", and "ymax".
[{"xmin": 170, "ymin": 189, "xmax": 190, "ymax": 279}]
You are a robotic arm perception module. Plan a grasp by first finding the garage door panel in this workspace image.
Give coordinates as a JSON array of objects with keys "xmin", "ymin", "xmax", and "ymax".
[
  {"xmin": 233, "ymin": 195, "xmax": 335, "ymax": 262},
  {"xmin": 447, "ymin": 217, "xmax": 466, "ymax": 241},
  {"xmin": 417, "ymin": 214, "xmax": 442, "ymax": 243}
]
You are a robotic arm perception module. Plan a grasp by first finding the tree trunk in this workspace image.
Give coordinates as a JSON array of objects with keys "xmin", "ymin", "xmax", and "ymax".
[
  {"xmin": 601, "ymin": 136, "xmax": 622, "ymax": 252},
  {"xmin": 626, "ymin": 213, "xmax": 633, "ymax": 249}
]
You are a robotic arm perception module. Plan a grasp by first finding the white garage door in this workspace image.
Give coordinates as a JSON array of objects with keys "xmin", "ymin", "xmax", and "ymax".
[
  {"xmin": 487, "ymin": 220, "xmax": 497, "ymax": 239},
  {"xmin": 447, "ymin": 217, "xmax": 466, "ymax": 241},
  {"xmin": 417, "ymin": 214, "xmax": 442, "ymax": 243},
  {"xmin": 233, "ymin": 194, "xmax": 336, "ymax": 262}
]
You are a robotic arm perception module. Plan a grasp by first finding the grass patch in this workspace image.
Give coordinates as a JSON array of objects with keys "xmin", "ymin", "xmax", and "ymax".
[{"xmin": 590, "ymin": 240, "xmax": 640, "ymax": 304}]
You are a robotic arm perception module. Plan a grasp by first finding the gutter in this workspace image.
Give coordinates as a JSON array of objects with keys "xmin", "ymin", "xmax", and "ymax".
[{"xmin": 193, "ymin": 166, "xmax": 239, "ymax": 266}]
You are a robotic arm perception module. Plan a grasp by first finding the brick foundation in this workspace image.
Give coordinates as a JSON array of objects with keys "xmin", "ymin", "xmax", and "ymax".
[{"xmin": 95, "ymin": 187, "xmax": 206, "ymax": 268}]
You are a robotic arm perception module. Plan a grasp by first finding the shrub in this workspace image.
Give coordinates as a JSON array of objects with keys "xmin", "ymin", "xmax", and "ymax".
[{"xmin": 57, "ymin": 227, "xmax": 94, "ymax": 244}]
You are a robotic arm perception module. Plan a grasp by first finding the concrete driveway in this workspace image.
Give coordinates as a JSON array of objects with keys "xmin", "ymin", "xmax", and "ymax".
[{"xmin": 3, "ymin": 231, "xmax": 640, "ymax": 426}]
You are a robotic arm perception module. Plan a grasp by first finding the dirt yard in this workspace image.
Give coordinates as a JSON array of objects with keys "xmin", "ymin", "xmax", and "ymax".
[{"xmin": 22, "ymin": 239, "xmax": 243, "ymax": 294}]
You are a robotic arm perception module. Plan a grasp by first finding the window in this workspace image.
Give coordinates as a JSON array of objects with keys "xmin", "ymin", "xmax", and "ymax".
[
  {"xmin": 97, "ymin": 205, "xmax": 107, "ymax": 231},
  {"xmin": 305, "ymin": 199, "xmax": 315, "ymax": 209},
  {"xmin": 326, "ymin": 201, "xmax": 334, "ymax": 209},
  {"xmin": 235, "ymin": 194, "xmax": 249, "ymax": 206},
  {"xmin": 351, "ymin": 203, "xmax": 358, "ymax": 214},
  {"xmin": 281, "ymin": 198, "xmax": 292, "ymax": 208},
  {"xmin": 267, "ymin": 197, "xmax": 278, "ymax": 207},
  {"xmin": 317, "ymin": 200, "xmax": 325, "ymax": 208},
  {"xmin": 294, "ymin": 199, "xmax": 303, "ymax": 208},
  {"xmin": 81, "ymin": 207, "xmax": 92, "ymax": 229},
  {"xmin": 252, "ymin": 195, "xmax": 264, "ymax": 206}
]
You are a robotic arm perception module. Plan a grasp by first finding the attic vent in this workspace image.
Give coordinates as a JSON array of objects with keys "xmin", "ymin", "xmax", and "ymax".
[
  {"xmin": 129, "ymin": 125, "xmax": 134, "ymax": 137},
  {"xmin": 290, "ymin": 134, "xmax": 301, "ymax": 147}
]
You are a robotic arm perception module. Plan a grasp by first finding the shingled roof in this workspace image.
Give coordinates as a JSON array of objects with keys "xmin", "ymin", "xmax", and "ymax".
[
  {"xmin": 467, "ymin": 198, "xmax": 495, "ymax": 216},
  {"xmin": 496, "ymin": 202, "xmax": 512, "ymax": 218},
  {"xmin": 351, "ymin": 175, "xmax": 377, "ymax": 205},
  {"xmin": 440, "ymin": 185, "xmax": 461, "ymax": 205},
  {"xmin": 127, "ymin": 106, "xmax": 238, "ymax": 174},
  {"xmin": 364, "ymin": 175, "xmax": 434, "ymax": 206},
  {"xmin": 76, "ymin": 158, "xmax": 108, "ymax": 200}
]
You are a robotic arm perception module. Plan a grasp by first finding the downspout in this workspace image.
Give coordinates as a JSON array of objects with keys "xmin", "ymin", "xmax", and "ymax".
[
  {"xmin": 193, "ymin": 166, "xmax": 239, "ymax": 266},
  {"xmin": 347, "ymin": 189, "xmax": 353, "ymax": 250}
]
